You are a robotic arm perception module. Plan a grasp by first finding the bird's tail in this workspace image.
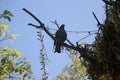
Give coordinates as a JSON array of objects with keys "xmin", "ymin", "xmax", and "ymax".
[{"xmin": 54, "ymin": 45, "xmax": 61, "ymax": 53}]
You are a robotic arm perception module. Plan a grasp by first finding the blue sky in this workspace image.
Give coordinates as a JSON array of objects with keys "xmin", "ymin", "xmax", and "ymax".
[{"xmin": 0, "ymin": 0, "xmax": 105, "ymax": 79}]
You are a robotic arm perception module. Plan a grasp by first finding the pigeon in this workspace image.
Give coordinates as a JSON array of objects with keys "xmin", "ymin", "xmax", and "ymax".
[{"xmin": 54, "ymin": 24, "xmax": 67, "ymax": 53}]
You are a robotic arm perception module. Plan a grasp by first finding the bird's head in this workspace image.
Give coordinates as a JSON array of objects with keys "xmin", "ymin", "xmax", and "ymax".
[{"xmin": 59, "ymin": 24, "xmax": 65, "ymax": 30}]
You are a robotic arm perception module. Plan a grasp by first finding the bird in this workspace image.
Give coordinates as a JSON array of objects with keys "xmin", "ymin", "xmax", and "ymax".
[{"xmin": 54, "ymin": 24, "xmax": 67, "ymax": 53}]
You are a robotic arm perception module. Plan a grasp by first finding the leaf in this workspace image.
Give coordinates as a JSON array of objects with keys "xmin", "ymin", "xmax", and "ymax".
[
  {"xmin": 3, "ymin": 10, "xmax": 10, "ymax": 15},
  {"xmin": 3, "ymin": 16, "xmax": 11, "ymax": 22},
  {"xmin": 9, "ymin": 13, "xmax": 14, "ymax": 17},
  {"xmin": 15, "ymin": 68, "xmax": 18, "ymax": 72},
  {"xmin": 3, "ymin": 70, "xmax": 8, "ymax": 74},
  {"xmin": 19, "ymin": 69, "xmax": 22, "ymax": 74},
  {"xmin": 15, "ymin": 50, "xmax": 22, "ymax": 58},
  {"xmin": 23, "ymin": 73, "xmax": 28, "ymax": 77},
  {"xmin": 41, "ymin": 68, "xmax": 43, "ymax": 70},
  {"xmin": 2, "ymin": 10, "xmax": 13, "ymax": 21}
]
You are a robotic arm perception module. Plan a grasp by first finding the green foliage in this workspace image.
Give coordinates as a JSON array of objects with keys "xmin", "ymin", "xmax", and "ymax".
[
  {"xmin": 0, "ymin": 46, "xmax": 32, "ymax": 80},
  {"xmin": 57, "ymin": 1, "xmax": 120, "ymax": 80},
  {"xmin": 0, "ymin": 10, "xmax": 19, "ymax": 42},
  {"xmin": 57, "ymin": 54, "xmax": 87, "ymax": 80},
  {"xmin": 0, "ymin": 10, "xmax": 13, "ymax": 22},
  {"xmin": 0, "ymin": 10, "xmax": 32, "ymax": 80},
  {"xmin": 85, "ymin": 0, "xmax": 120, "ymax": 80},
  {"xmin": 0, "ymin": 10, "xmax": 12, "ymax": 36},
  {"xmin": 38, "ymin": 29, "xmax": 49, "ymax": 80},
  {"xmin": 0, "ymin": 21, "xmax": 8, "ymax": 36}
]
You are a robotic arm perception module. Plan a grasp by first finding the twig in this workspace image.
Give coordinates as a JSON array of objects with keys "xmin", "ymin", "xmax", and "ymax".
[
  {"xmin": 92, "ymin": 12, "xmax": 101, "ymax": 26},
  {"xmin": 77, "ymin": 32, "xmax": 97, "ymax": 43},
  {"xmin": 23, "ymin": 8, "xmax": 43, "ymax": 25},
  {"xmin": 28, "ymin": 23, "xmax": 40, "ymax": 28},
  {"xmin": 22, "ymin": 8, "xmax": 95, "ymax": 63},
  {"xmin": 50, "ymin": 20, "xmax": 60, "ymax": 28},
  {"xmin": 66, "ymin": 39, "xmax": 75, "ymax": 47},
  {"xmin": 0, "ymin": 33, "xmax": 10, "ymax": 42},
  {"xmin": 23, "ymin": 8, "xmax": 55, "ymax": 40}
]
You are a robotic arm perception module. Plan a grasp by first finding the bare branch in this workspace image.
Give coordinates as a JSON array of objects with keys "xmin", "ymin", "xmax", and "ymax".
[
  {"xmin": 92, "ymin": 12, "xmax": 101, "ymax": 26},
  {"xmin": 22, "ymin": 8, "xmax": 80, "ymax": 50},
  {"xmin": 28, "ymin": 23, "xmax": 40, "ymax": 28},
  {"xmin": 23, "ymin": 8, "xmax": 75, "ymax": 49},
  {"xmin": 23, "ymin": 8, "xmax": 55, "ymax": 40},
  {"xmin": 50, "ymin": 20, "xmax": 60, "ymax": 28},
  {"xmin": 77, "ymin": 32, "xmax": 97, "ymax": 43},
  {"xmin": 22, "ymin": 8, "xmax": 95, "ymax": 62},
  {"xmin": 23, "ymin": 8, "xmax": 43, "ymax": 25},
  {"xmin": 66, "ymin": 39, "xmax": 75, "ymax": 47}
]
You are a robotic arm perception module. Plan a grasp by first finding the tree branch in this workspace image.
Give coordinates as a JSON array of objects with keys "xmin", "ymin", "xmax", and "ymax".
[
  {"xmin": 50, "ymin": 20, "xmax": 60, "ymax": 28},
  {"xmin": 23, "ymin": 8, "xmax": 55, "ymax": 40},
  {"xmin": 23, "ymin": 8, "xmax": 43, "ymax": 25},
  {"xmin": 92, "ymin": 12, "xmax": 101, "ymax": 26},
  {"xmin": 23, "ymin": 8, "xmax": 83, "ymax": 51},
  {"xmin": 23, "ymin": 8, "xmax": 76, "ymax": 48},
  {"xmin": 22, "ymin": 8, "xmax": 95, "ymax": 62}
]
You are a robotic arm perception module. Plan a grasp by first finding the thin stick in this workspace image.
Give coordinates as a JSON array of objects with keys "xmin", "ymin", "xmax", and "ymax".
[
  {"xmin": 92, "ymin": 12, "xmax": 101, "ymax": 25},
  {"xmin": 23, "ymin": 8, "xmax": 43, "ymax": 25},
  {"xmin": 50, "ymin": 20, "xmax": 60, "ymax": 28},
  {"xmin": 23, "ymin": 8, "xmax": 55, "ymax": 40}
]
